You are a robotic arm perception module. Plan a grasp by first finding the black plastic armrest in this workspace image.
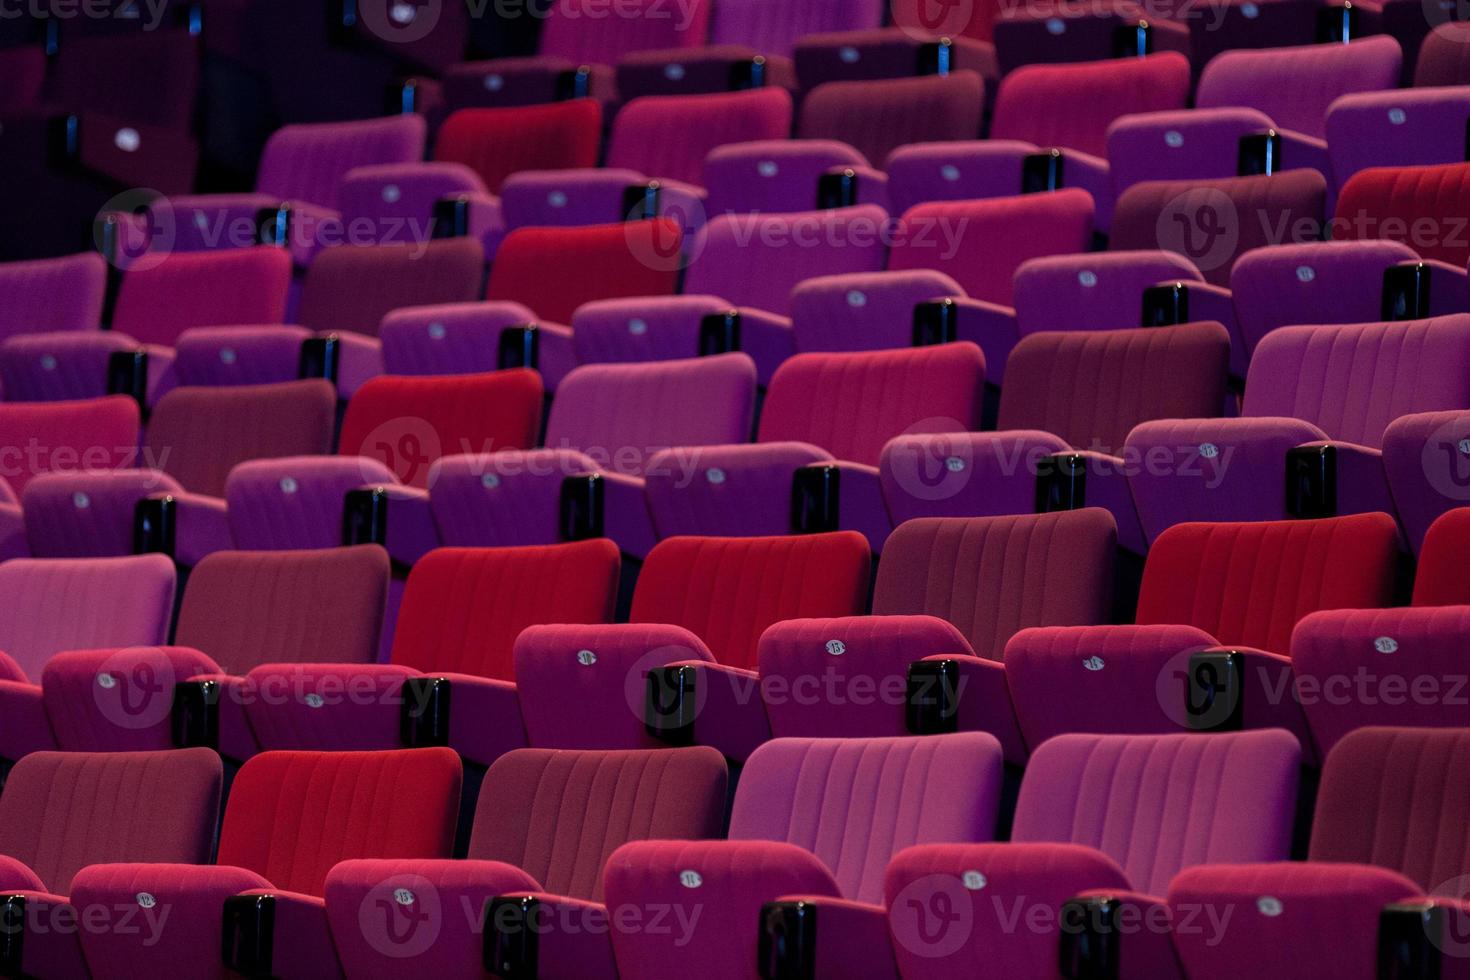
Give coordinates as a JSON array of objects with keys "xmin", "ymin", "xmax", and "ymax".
[
  {"xmin": 133, "ymin": 494, "xmax": 177, "ymax": 557},
  {"xmin": 699, "ymin": 311, "xmax": 742, "ymax": 355},
  {"xmin": 431, "ymin": 194, "xmax": 473, "ymax": 239},
  {"xmin": 1022, "ymin": 149, "xmax": 1065, "ymax": 193},
  {"xmin": 645, "ymin": 665, "xmax": 697, "ymax": 746},
  {"xmin": 559, "ymin": 475, "xmax": 605, "ymax": 541},
  {"xmin": 171, "ymin": 680, "xmax": 220, "ymax": 749},
  {"xmin": 622, "ymin": 181, "xmax": 663, "ymax": 222},
  {"xmin": 1285, "ymin": 444, "xmax": 1337, "ymax": 519},
  {"xmin": 730, "ymin": 55, "xmax": 768, "ymax": 89},
  {"xmin": 400, "ymin": 676, "xmax": 452, "ymax": 748},
  {"xmin": 912, "ymin": 298, "xmax": 958, "ymax": 347},
  {"xmin": 107, "ymin": 349, "xmax": 150, "ymax": 416},
  {"xmin": 916, "ymin": 37, "xmax": 953, "ymax": 76},
  {"xmin": 1183, "ymin": 649, "xmax": 1244, "ymax": 732},
  {"xmin": 1112, "ymin": 20, "xmax": 1155, "ymax": 57},
  {"xmin": 221, "ymin": 893, "xmax": 274, "ymax": 978},
  {"xmin": 342, "ymin": 487, "xmax": 388, "ymax": 547},
  {"xmin": 816, "ymin": 169, "xmax": 858, "ymax": 210},
  {"xmin": 1237, "ymin": 130, "xmax": 1282, "ymax": 177},
  {"xmin": 1035, "ymin": 453, "xmax": 1087, "ymax": 513},
  {"xmin": 790, "ymin": 464, "xmax": 840, "ymax": 534},
  {"xmin": 757, "ymin": 900, "xmax": 817, "ymax": 980},
  {"xmin": 1316, "ymin": 2, "xmax": 1362, "ymax": 42},
  {"xmin": 1058, "ymin": 895, "xmax": 1121, "ymax": 980},
  {"xmin": 298, "ymin": 334, "xmax": 340, "ymax": 383},
  {"xmin": 1141, "ymin": 282, "xmax": 1190, "ymax": 327},
  {"xmin": 555, "ymin": 65, "xmax": 592, "ymax": 100},
  {"xmin": 255, "ymin": 203, "xmax": 293, "ymax": 247},
  {"xmin": 498, "ymin": 324, "xmax": 540, "ymax": 370},
  {"xmin": 485, "ymin": 895, "xmax": 541, "ymax": 980},
  {"xmin": 0, "ymin": 894, "xmax": 26, "ymax": 976},
  {"xmin": 1382, "ymin": 263, "xmax": 1432, "ymax": 321},
  {"xmin": 1377, "ymin": 902, "xmax": 1446, "ymax": 980},
  {"xmin": 906, "ymin": 659, "xmax": 960, "ymax": 735}
]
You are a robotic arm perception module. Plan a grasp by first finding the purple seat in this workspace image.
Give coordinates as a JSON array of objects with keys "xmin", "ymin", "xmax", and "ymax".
[
  {"xmin": 378, "ymin": 300, "xmax": 537, "ymax": 378},
  {"xmin": 158, "ymin": 115, "xmax": 426, "ymax": 263},
  {"xmin": 606, "ymin": 88, "xmax": 793, "ymax": 187},
  {"xmin": 70, "ymin": 748, "xmax": 460, "ymax": 980},
  {"xmin": 1383, "ymin": 411, "xmax": 1470, "ymax": 554},
  {"xmin": 791, "ymin": 27, "xmax": 998, "ymax": 92},
  {"xmin": 881, "ymin": 429, "xmax": 1070, "ymax": 526},
  {"xmin": 1168, "ymin": 727, "xmax": 1470, "ymax": 980},
  {"xmin": 703, "ymin": 140, "xmax": 872, "ymax": 216},
  {"xmin": 0, "ymin": 253, "xmax": 106, "ymax": 343},
  {"xmin": 604, "ymin": 733, "xmax": 1004, "ymax": 980},
  {"xmin": 224, "ymin": 456, "xmax": 398, "ymax": 551},
  {"xmin": 0, "ymin": 748, "xmax": 221, "ymax": 979},
  {"xmin": 498, "ymin": 167, "xmax": 688, "ymax": 231},
  {"xmin": 326, "ymin": 746, "xmax": 726, "ymax": 978},
  {"xmin": 1126, "ymin": 316, "xmax": 1470, "ymax": 545},
  {"xmin": 1014, "ymin": 250, "xmax": 1207, "ymax": 334},
  {"xmin": 789, "ymin": 270, "xmax": 966, "ymax": 352},
  {"xmin": 643, "ymin": 344, "xmax": 985, "ymax": 550},
  {"xmin": 571, "ymin": 295, "xmax": 735, "ymax": 364},
  {"xmin": 1326, "ymin": 87, "xmax": 1470, "ymax": 190},
  {"xmin": 991, "ymin": 0, "xmax": 1190, "ymax": 75},
  {"xmin": 886, "ymin": 729, "xmax": 1300, "ymax": 980},
  {"xmin": 21, "ymin": 471, "xmax": 181, "ymax": 559},
  {"xmin": 797, "ymin": 72, "xmax": 985, "ymax": 167},
  {"xmin": 336, "ymin": 161, "xmax": 503, "ymax": 260},
  {"xmin": 1111, "ymin": 170, "xmax": 1328, "ymax": 287},
  {"xmin": 429, "ymin": 354, "xmax": 756, "ymax": 557},
  {"xmin": 1108, "ymin": 106, "xmax": 1275, "ymax": 196}
]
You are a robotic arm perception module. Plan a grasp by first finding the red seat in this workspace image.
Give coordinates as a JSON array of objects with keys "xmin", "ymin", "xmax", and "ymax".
[
  {"xmin": 434, "ymin": 99, "xmax": 603, "ymax": 194},
  {"xmin": 1334, "ymin": 161, "xmax": 1470, "ymax": 267}
]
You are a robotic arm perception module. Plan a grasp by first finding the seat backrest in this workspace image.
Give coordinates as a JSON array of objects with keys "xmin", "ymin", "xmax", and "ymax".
[
  {"xmin": 296, "ymin": 239, "xmax": 485, "ymax": 338},
  {"xmin": 256, "ymin": 115, "xmax": 427, "ymax": 208},
  {"xmin": 538, "ymin": 0, "xmax": 711, "ymax": 63},
  {"xmin": 1229, "ymin": 240, "xmax": 1421, "ymax": 356},
  {"xmin": 1112, "ymin": 170, "xmax": 1327, "ymax": 287},
  {"xmin": 111, "ymin": 249, "xmax": 293, "ymax": 347},
  {"xmin": 175, "ymin": 546, "xmax": 389, "ymax": 674},
  {"xmin": 469, "ymin": 747, "xmax": 727, "ymax": 902},
  {"xmin": 790, "ymin": 270, "xmax": 965, "ymax": 352},
  {"xmin": 335, "ymin": 162, "xmax": 486, "ymax": 241},
  {"xmin": 145, "ymin": 380, "xmax": 337, "ymax": 497},
  {"xmin": 631, "ymin": 533, "xmax": 871, "ymax": 670},
  {"xmin": 729, "ymin": 734, "xmax": 1003, "ymax": 904},
  {"xmin": 487, "ymin": 221, "xmax": 682, "ymax": 325},
  {"xmin": 0, "ymin": 397, "xmax": 139, "ymax": 495},
  {"xmin": 875, "ymin": 512, "xmax": 1116, "ymax": 661},
  {"xmin": 1014, "ymin": 250, "xmax": 1203, "ymax": 335},
  {"xmin": 433, "ymin": 100, "xmax": 602, "ymax": 194},
  {"xmin": 1414, "ymin": 507, "xmax": 1470, "ymax": 606},
  {"xmin": 1325, "ymin": 88, "xmax": 1470, "ymax": 190},
  {"xmin": 1333, "ymin": 162, "xmax": 1470, "ymax": 267},
  {"xmin": 1197, "ymin": 36, "xmax": 1402, "ymax": 138},
  {"xmin": 1012, "ymin": 730, "xmax": 1301, "ymax": 895},
  {"xmin": 1415, "ymin": 22, "xmax": 1470, "ymax": 86},
  {"xmin": 998, "ymin": 322, "xmax": 1231, "ymax": 453},
  {"xmin": 684, "ymin": 206, "xmax": 889, "ymax": 316},
  {"xmin": 1310, "ymin": 727, "xmax": 1470, "ymax": 893},
  {"xmin": 1242, "ymin": 316, "xmax": 1470, "ymax": 448},
  {"xmin": 0, "ymin": 554, "xmax": 174, "ymax": 681},
  {"xmin": 607, "ymin": 88, "xmax": 793, "ymax": 187},
  {"xmin": 1136, "ymin": 514, "xmax": 1400, "ymax": 653},
  {"xmin": 703, "ymin": 140, "xmax": 870, "ymax": 217},
  {"xmin": 798, "ymin": 72, "xmax": 985, "ymax": 167},
  {"xmin": 391, "ymin": 542, "xmax": 620, "ymax": 679},
  {"xmin": 218, "ymin": 748, "xmax": 461, "ymax": 897},
  {"xmin": 888, "ymin": 189, "xmax": 1095, "ymax": 306},
  {"xmin": 0, "ymin": 253, "xmax": 106, "ymax": 341},
  {"xmin": 225, "ymin": 456, "xmax": 398, "ymax": 551},
  {"xmin": 757, "ymin": 344, "xmax": 985, "ymax": 466},
  {"xmin": 710, "ymin": 0, "xmax": 882, "ymax": 52},
  {"xmin": 544, "ymin": 354, "xmax": 756, "ymax": 477},
  {"xmin": 338, "ymin": 371, "xmax": 544, "ymax": 489},
  {"xmin": 992, "ymin": 53, "xmax": 1191, "ymax": 157},
  {"xmin": 47, "ymin": 28, "xmax": 198, "ymax": 130},
  {"xmin": 0, "ymin": 748, "xmax": 221, "ymax": 893}
]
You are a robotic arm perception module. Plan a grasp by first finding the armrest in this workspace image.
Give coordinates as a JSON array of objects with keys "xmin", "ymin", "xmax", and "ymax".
[
  {"xmin": 595, "ymin": 471, "xmax": 658, "ymax": 559},
  {"xmin": 177, "ymin": 673, "xmax": 258, "ymax": 762},
  {"xmin": 1386, "ymin": 258, "xmax": 1470, "ymax": 319},
  {"xmin": 1287, "ymin": 441, "xmax": 1394, "ymax": 525},
  {"xmin": 499, "ymin": 320, "xmax": 575, "ymax": 392},
  {"xmin": 652, "ymin": 179, "xmax": 709, "ymax": 238},
  {"xmin": 645, "ymin": 661, "xmax": 770, "ymax": 762},
  {"xmin": 1063, "ymin": 890, "xmax": 1183, "ymax": 980},
  {"xmin": 320, "ymin": 331, "xmax": 383, "ymax": 401},
  {"xmin": 1271, "ymin": 129, "xmax": 1331, "ymax": 181},
  {"xmin": 1142, "ymin": 280, "xmax": 1244, "ymax": 377},
  {"xmin": 170, "ymin": 491, "xmax": 233, "ymax": 567},
  {"xmin": 725, "ymin": 306, "xmax": 794, "ymax": 386},
  {"xmin": 227, "ymin": 890, "xmax": 343, "ymax": 980},
  {"xmin": 0, "ymin": 680, "xmax": 57, "ymax": 762},
  {"xmin": 345, "ymin": 484, "xmax": 439, "ymax": 566},
  {"xmin": 820, "ymin": 164, "xmax": 891, "ymax": 214},
  {"xmin": 487, "ymin": 893, "xmax": 618, "ymax": 979},
  {"xmin": 760, "ymin": 896, "xmax": 898, "ymax": 980},
  {"xmin": 914, "ymin": 654, "xmax": 1026, "ymax": 764},
  {"xmin": 240, "ymin": 664, "xmax": 418, "ymax": 751},
  {"xmin": 140, "ymin": 343, "xmax": 178, "ymax": 407},
  {"xmin": 1034, "ymin": 450, "xmax": 1147, "ymax": 555},
  {"xmin": 1176, "ymin": 646, "xmax": 1315, "ymax": 762},
  {"xmin": 432, "ymin": 673, "xmax": 529, "ymax": 768},
  {"xmin": 1051, "ymin": 149, "xmax": 1112, "ymax": 231},
  {"xmin": 0, "ymin": 856, "xmax": 43, "ymax": 892},
  {"xmin": 791, "ymin": 460, "xmax": 894, "ymax": 552},
  {"xmin": 261, "ymin": 200, "xmax": 344, "ymax": 267},
  {"xmin": 399, "ymin": 75, "xmax": 445, "ymax": 122},
  {"xmin": 0, "ymin": 890, "xmax": 89, "ymax": 978},
  {"xmin": 919, "ymin": 296, "xmax": 1017, "ymax": 384}
]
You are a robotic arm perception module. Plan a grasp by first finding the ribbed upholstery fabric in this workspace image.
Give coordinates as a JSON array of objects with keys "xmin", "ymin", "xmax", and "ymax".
[
  {"xmin": 710, "ymin": 0, "xmax": 882, "ymax": 52},
  {"xmin": 1326, "ymin": 88, "xmax": 1470, "ymax": 190},
  {"xmin": 790, "ymin": 270, "xmax": 964, "ymax": 352},
  {"xmin": 545, "ymin": 354, "xmax": 757, "ymax": 476},
  {"xmin": 1112, "ymin": 170, "xmax": 1327, "ymax": 286},
  {"xmin": 338, "ymin": 371, "xmax": 545, "ymax": 488},
  {"xmin": 798, "ymin": 72, "xmax": 985, "ymax": 167},
  {"xmin": 1196, "ymin": 37, "xmax": 1402, "ymax": 139},
  {"xmin": 1293, "ymin": 606, "xmax": 1470, "ymax": 754},
  {"xmin": 0, "ymin": 748, "xmax": 221, "ymax": 893},
  {"xmin": 1310, "ymin": 727, "xmax": 1470, "ymax": 891},
  {"xmin": 42, "ymin": 647, "xmax": 222, "ymax": 752},
  {"xmin": 255, "ymin": 115, "xmax": 427, "ymax": 208},
  {"xmin": 874, "ymin": 512, "xmax": 1117, "ymax": 662},
  {"xmin": 470, "ymin": 747, "xmax": 728, "ymax": 901},
  {"xmin": 684, "ymin": 206, "xmax": 889, "ymax": 316},
  {"xmin": 487, "ymin": 221, "xmax": 682, "ymax": 325},
  {"xmin": 225, "ymin": 456, "xmax": 398, "ymax": 551},
  {"xmin": 888, "ymin": 189, "xmax": 1095, "ymax": 306},
  {"xmin": 757, "ymin": 344, "xmax": 985, "ymax": 465},
  {"xmin": 607, "ymin": 89, "xmax": 793, "ymax": 187},
  {"xmin": 572, "ymin": 295, "xmax": 733, "ymax": 364},
  {"xmin": 110, "ymin": 249, "xmax": 293, "ymax": 347},
  {"xmin": 426, "ymin": 450, "xmax": 599, "ymax": 547},
  {"xmin": 0, "ymin": 330, "xmax": 141, "ymax": 403},
  {"xmin": 1415, "ymin": 22, "xmax": 1470, "ymax": 86},
  {"xmin": 729, "ymin": 734, "xmax": 1004, "ymax": 904},
  {"xmin": 1136, "ymin": 514, "xmax": 1400, "ymax": 653},
  {"xmin": 21, "ymin": 470, "xmax": 185, "ymax": 558},
  {"xmin": 145, "ymin": 380, "xmax": 337, "ymax": 498},
  {"xmin": 538, "ymin": 0, "xmax": 712, "ymax": 63},
  {"xmin": 0, "ymin": 252, "xmax": 106, "ymax": 341},
  {"xmin": 1383, "ymin": 412, "xmax": 1470, "ymax": 556},
  {"xmin": 174, "ymin": 546, "xmax": 389, "ymax": 674},
  {"xmin": 379, "ymin": 301, "xmax": 539, "ymax": 376},
  {"xmin": 295, "ymin": 239, "xmax": 485, "ymax": 338},
  {"xmin": 0, "ymin": 554, "xmax": 174, "ymax": 681},
  {"xmin": 0, "ymin": 397, "xmax": 140, "ymax": 495},
  {"xmin": 1415, "ymin": 507, "xmax": 1470, "ymax": 606},
  {"xmin": 1334, "ymin": 162, "xmax": 1470, "ymax": 266},
  {"xmin": 998, "ymin": 322, "xmax": 1231, "ymax": 453},
  {"xmin": 217, "ymin": 748, "xmax": 462, "ymax": 896},
  {"xmin": 1242, "ymin": 316, "xmax": 1470, "ymax": 449},
  {"xmin": 433, "ymin": 100, "xmax": 602, "ymax": 194},
  {"xmin": 1012, "ymin": 730, "xmax": 1302, "ymax": 895},
  {"xmin": 889, "ymin": 0, "xmax": 997, "ymax": 39},
  {"xmin": 390, "ymin": 542, "xmax": 620, "ymax": 678},
  {"xmin": 1014, "ymin": 250, "xmax": 1202, "ymax": 335},
  {"xmin": 992, "ymin": 53, "xmax": 1190, "ymax": 157},
  {"xmin": 631, "ymin": 533, "xmax": 871, "ymax": 670},
  {"xmin": 1230, "ymin": 241, "xmax": 1420, "ymax": 356}
]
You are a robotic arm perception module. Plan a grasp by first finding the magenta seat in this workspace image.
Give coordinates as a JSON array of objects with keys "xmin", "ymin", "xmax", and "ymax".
[
  {"xmin": 788, "ymin": 270, "xmax": 965, "ymax": 352},
  {"xmin": 606, "ymin": 88, "xmax": 793, "ymax": 187},
  {"xmin": 0, "ymin": 253, "xmax": 106, "ymax": 342},
  {"xmin": 703, "ymin": 140, "xmax": 871, "ymax": 216},
  {"xmin": 798, "ymin": 72, "xmax": 985, "ymax": 166}
]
